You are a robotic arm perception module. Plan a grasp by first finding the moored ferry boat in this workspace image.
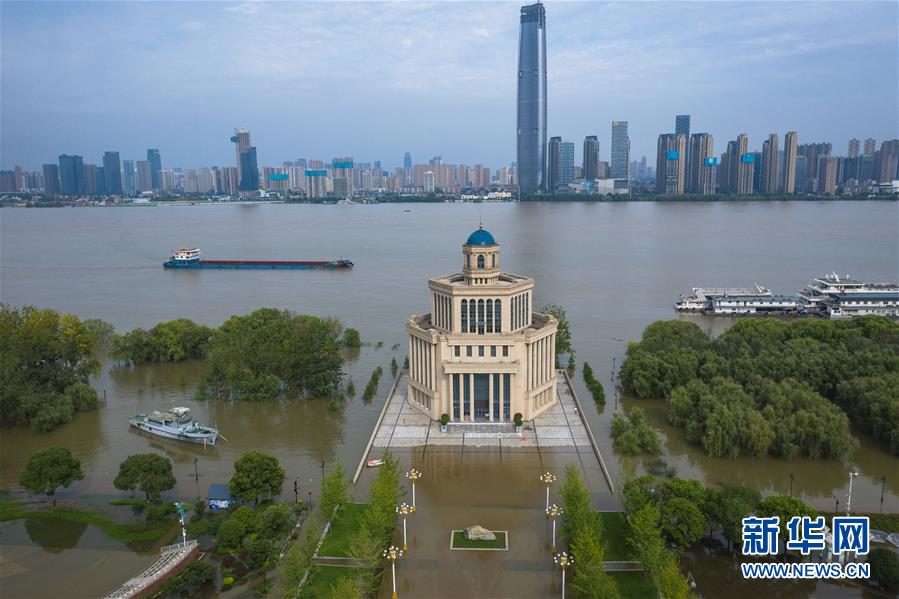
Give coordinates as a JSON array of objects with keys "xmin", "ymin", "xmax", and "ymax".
[
  {"xmin": 129, "ymin": 407, "xmax": 219, "ymax": 445},
  {"xmin": 675, "ymin": 284, "xmax": 772, "ymax": 312},
  {"xmin": 163, "ymin": 247, "xmax": 353, "ymax": 270},
  {"xmin": 798, "ymin": 273, "xmax": 899, "ymax": 315}
]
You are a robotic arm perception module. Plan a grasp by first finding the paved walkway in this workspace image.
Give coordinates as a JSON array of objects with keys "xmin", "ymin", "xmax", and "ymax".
[
  {"xmin": 102, "ymin": 541, "xmax": 198, "ymax": 599},
  {"xmin": 372, "ymin": 374, "xmax": 593, "ymax": 451}
]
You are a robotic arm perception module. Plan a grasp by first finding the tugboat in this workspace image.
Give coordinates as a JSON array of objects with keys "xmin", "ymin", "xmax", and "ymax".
[{"xmin": 129, "ymin": 407, "xmax": 219, "ymax": 446}]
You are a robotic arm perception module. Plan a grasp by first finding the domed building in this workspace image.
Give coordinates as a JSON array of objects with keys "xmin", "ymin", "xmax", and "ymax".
[{"xmin": 405, "ymin": 226, "xmax": 558, "ymax": 423}]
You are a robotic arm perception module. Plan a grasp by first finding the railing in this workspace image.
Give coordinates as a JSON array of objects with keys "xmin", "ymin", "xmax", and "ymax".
[{"xmin": 103, "ymin": 540, "xmax": 198, "ymax": 599}]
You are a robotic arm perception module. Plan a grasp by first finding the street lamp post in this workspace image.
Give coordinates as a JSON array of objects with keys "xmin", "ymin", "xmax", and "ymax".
[
  {"xmin": 554, "ymin": 551, "xmax": 573, "ymax": 599},
  {"xmin": 833, "ymin": 495, "xmax": 839, "ymax": 515},
  {"xmin": 789, "ymin": 473, "xmax": 794, "ymax": 498},
  {"xmin": 406, "ymin": 469, "xmax": 421, "ymax": 513},
  {"xmin": 396, "ymin": 502, "xmax": 411, "ymax": 552},
  {"xmin": 539, "ymin": 472, "xmax": 556, "ymax": 513},
  {"xmin": 294, "ymin": 477, "xmax": 299, "ymax": 504},
  {"xmin": 383, "ymin": 545, "xmax": 403, "ymax": 599},
  {"xmin": 193, "ymin": 457, "xmax": 199, "ymax": 498},
  {"xmin": 881, "ymin": 476, "xmax": 886, "ymax": 514},
  {"xmin": 321, "ymin": 461, "xmax": 326, "ymax": 481},
  {"xmin": 308, "ymin": 490, "xmax": 312, "ymax": 509},
  {"xmin": 546, "ymin": 503, "xmax": 563, "ymax": 553},
  {"xmin": 847, "ymin": 472, "xmax": 859, "ymax": 515}
]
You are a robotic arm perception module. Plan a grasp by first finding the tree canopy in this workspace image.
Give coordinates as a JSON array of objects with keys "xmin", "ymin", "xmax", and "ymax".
[
  {"xmin": 0, "ymin": 305, "xmax": 103, "ymax": 432},
  {"xmin": 201, "ymin": 308, "xmax": 344, "ymax": 401},
  {"xmin": 113, "ymin": 453, "xmax": 177, "ymax": 500},
  {"xmin": 542, "ymin": 304, "xmax": 573, "ymax": 360},
  {"xmin": 620, "ymin": 317, "xmax": 899, "ymax": 458},
  {"xmin": 19, "ymin": 446, "xmax": 84, "ymax": 498},
  {"xmin": 110, "ymin": 318, "xmax": 213, "ymax": 363},
  {"xmin": 229, "ymin": 451, "xmax": 285, "ymax": 505},
  {"xmin": 611, "ymin": 407, "xmax": 662, "ymax": 455}
]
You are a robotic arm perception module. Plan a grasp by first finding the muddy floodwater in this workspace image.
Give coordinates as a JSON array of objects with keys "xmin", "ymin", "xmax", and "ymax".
[{"xmin": 1, "ymin": 201, "xmax": 897, "ymax": 598}]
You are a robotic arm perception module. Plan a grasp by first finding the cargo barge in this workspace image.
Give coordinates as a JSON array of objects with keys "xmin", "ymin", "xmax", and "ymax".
[{"xmin": 163, "ymin": 248, "xmax": 352, "ymax": 270}]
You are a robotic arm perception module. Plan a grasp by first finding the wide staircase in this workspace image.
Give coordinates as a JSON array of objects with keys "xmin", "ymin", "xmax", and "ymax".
[{"xmin": 102, "ymin": 540, "xmax": 198, "ymax": 599}]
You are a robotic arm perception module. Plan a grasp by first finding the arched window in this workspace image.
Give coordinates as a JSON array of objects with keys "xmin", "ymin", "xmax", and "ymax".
[
  {"xmin": 469, "ymin": 300, "xmax": 476, "ymax": 333},
  {"xmin": 492, "ymin": 254, "xmax": 496, "ymax": 268},
  {"xmin": 461, "ymin": 299, "xmax": 468, "ymax": 333},
  {"xmin": 477, "ymin": 254, "xmax": 485, "ymax": 269},
  {"xmin": 486, "ymin": 299, "xmax": 493, "ymax": 333},
  {"xmin": 494, "ymin": 299, "xmax": 501, "ymax": 332},
  {"xmin": 477, "ymin": 299, "xmax": 485, "ymax": 334}
]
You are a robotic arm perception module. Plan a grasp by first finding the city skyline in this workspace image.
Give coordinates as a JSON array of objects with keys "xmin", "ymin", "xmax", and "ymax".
[{"xmin": 2, "ymin": 1, "xmax": 897, "ymax": 171}]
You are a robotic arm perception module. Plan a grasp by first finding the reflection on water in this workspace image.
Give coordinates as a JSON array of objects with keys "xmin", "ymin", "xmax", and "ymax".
[{"xmin": 24, "ymin": 518, "xmax": 88, "ymax": 554}]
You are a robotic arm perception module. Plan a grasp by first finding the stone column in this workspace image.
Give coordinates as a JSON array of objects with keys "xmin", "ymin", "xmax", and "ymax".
[
  {"xmin": 468, "ymin": 373, "xmax": 474, "ymax": 422},
  {"xmin": 499, "ymin": 373, "xmax": 505, "ymax": 422},
  {"xmin": 488, "ymin": 373, "xmax": 494, "ymax": 422}
]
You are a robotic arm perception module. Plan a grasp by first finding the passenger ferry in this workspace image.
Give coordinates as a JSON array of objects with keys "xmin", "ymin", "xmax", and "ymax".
[
  {"xmin": 798, "ymin": 273, "xmax": 899, "ymax": 315},
  {"xmin": 675, "ymin": 284, "xmax": 772, "ymax": 312},
  {"xmin": 129, "ymin": 407, "xmax": 219, "ymax": 446}
]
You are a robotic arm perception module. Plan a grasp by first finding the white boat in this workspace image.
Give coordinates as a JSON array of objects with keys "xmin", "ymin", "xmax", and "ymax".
[
  {"xmin": 675, "ymin": 284, "xmax": 772, "ymax": 312},
  {"xmin": 366, "ymin": 459, "xmax": 385, "ymax": 468},
  {"xmin": 129, "ymin": 407, "xmax": 219, "ymax": 446},
  {"xmin": 798, "ymin": 272, "xmax": 899, "ymax": 316}
]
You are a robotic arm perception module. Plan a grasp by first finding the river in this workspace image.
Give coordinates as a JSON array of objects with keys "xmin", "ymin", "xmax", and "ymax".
[{"xmin": 1, "ymin": 201, "xmax": 897, "ymax": 597}]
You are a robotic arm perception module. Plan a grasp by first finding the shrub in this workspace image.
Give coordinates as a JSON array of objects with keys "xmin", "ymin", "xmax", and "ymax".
[
  {"xmin": 514, "ymin": 413, "xmax": 523, "ymax": 427},
  {"xmin": 440, "ymin": 413, "xmax": 450, "ymax": 426}
]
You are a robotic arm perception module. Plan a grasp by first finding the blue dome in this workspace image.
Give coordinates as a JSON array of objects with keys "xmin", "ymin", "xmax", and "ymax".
[{"xmin": 466, "ymin": 227, "xmax": 497, "ymax": 246}]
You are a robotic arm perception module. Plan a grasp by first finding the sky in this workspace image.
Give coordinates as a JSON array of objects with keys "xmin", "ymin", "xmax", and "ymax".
[{"xmin": 1, "ymin": 1, "xmax": 897, "ymax": 171}]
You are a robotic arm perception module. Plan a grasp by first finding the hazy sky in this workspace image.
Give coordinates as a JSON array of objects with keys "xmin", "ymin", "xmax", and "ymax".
[{"xmin": 2, "ymin": 1, "xmax": 897, "ymax": 170}]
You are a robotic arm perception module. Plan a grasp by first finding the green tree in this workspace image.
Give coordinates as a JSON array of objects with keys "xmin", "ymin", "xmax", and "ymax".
[
  {"xmin": 756, "ymin": 495, "xmax": 817, "ymax": 542},
  {"xmin": 342, "ymin": 327, "xmax": 361, "ymax": 348},
  {"xmin": 113, "ymin": 453, "xmax": 177, "ymax": 501},
  {"xmin": 611, "ymin": 408, "xmax": 662, "ymax": 455},
  {"xmin": 319, "ymin": 462, "xmax": 350, "ymax": 518},
  {"xmin": 868, "ymin": 547, "xmax": 899, "ymax": 593},
  {"xmin": 217, "ymin": 506, "xmax": 258, "ymax": 551},
  {"xmin": 570, "ymin": 524, "xmax": 620, "ymax": 599},
  {"xmin": 0, "ymin": 305, "xmax": 102, "ymax": 432},
  {"xmin": 229, "ymin": 451, "xmax": 285, "ymax": 505},
  {"xmin": 542, "ymin": 304, "xmax": 573, "ymax": 358},
  {"xmin": 19, "ymin": 447, "xmax": 84, "ymax": 500},
  {"xmin": 258, "ymin": 503, "xmax": 291, "ymax": 537},
  {"xmin": 329, "ymin": 574, "xmax": 366, "ymax": 599},
  {"xmin": 658, "ymin": 496, "xmax": 706, "ymax": 553},
  {"xmin": 110, "ymin": 318, "xmax": 213, "ymax": 364}
]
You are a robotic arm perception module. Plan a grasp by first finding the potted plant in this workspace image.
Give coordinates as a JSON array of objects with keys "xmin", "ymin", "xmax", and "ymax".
[
  {"xmin": 514, "ymin": 413, "xmax": 523, "ymax": 432},
  {"xmin": 440, "ymin": 413, "xmax": 450, "ymax": 432}
]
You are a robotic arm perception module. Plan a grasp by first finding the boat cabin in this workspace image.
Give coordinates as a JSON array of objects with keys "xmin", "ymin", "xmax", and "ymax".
[{"xmin": 172, "ymin": 248, "xmax": 201, "ymax": 262}]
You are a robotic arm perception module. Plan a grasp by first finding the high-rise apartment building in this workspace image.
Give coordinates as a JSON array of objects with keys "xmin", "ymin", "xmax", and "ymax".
[
  {"xmin": 583, "ymin": 136, "xmax": 599, "ymax": 180},
  {"xmin": 687, "ymin": 133, "xmax": 715, "ymax": 194},
  {"xmin": 782, "ymin": 131, "xmax": 798, "ymax": 193},
  {"xmin": 817, "ymin": 156, "xmax": 838, "ymax": 195},
  {"xmin": 546, "ymin": 136, "xmax": 561, "ymax": 192},
  {"xmin": 848, "ymin": 138, "xmax": 860, "ymax": 158},
  {"xmin": 874, "ymin": 140, "xmax": 899, "ymax": 183},
  {"xmin": 42, "ymin": 164, "xmax": 60, "ymax": 195},
  {"xmin": 797, "ymin": 142, "xmax": 831, "ymax": 192},
  {"xmin": 655, "ymin": 133, "xmax": 687, "ymax": 194},
  {"xmin": 863, "ymin": 138, "xmax": 876, "ymax": 156},
  {"xmin": 516, "ymin": 2, "xmax": 547, "ymax": 193},
  {"xmin": 136, "ymin": 160, "xmax": 153, "ymax": 193},
  {"xmin": 102, "ymin": 151, "xmax": 122, "ymax": 195},
  {"xmin": 723, "ymin": 134, "xmax": 753, "ymax": 194},
  {"xmin": 761, "ymin": 133, "xmax": 779, "ymax": 193},
  {"xmin": 559, "ymin": 141, "xmax": 574, "ymax": 186},
  {"xmin": 58, "ymin": 154, "xmax": 85, "ymax": 195},
  {"xmin": 147, "ymin": 149, "xmax": 162, "ymax": 189},
  {"xmin": 610, "ymin": 121, "xmax": 630, "ymax": 179}
]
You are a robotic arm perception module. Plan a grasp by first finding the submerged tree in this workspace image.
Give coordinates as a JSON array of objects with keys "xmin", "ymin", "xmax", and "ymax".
[
  {"xmin": 113, "ymin": 453, "xmax": 177, "ymax": 501},
  {"xmin": 19, "ymin": 447, "xmax": 84, "ymax": 502}
]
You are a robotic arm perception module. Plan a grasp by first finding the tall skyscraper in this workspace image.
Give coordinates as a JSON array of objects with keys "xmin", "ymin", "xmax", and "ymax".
[
  {"xmin": 610, "ymin": 121, "xmax": 630, "ymax": 179},
  {"xmin": 761, "ymin": 133, "xmax": 779, "ymax": 193},
  {"xmin": 516, "ymin": 2, "xmax": 547, "ymax": 193},
  {"xmin": 58, "ymin": 154, "xmax": 85, "ymax": 195},
  {"xmin": 583, "ymin": 136, "xmax": 599, "ymax": 180},
  {"xmin": 42, "ymin": 164, "xmax": 60, "ymax": 195},
  {"xmin": 232, "ymin": 128, "xmax": 251, "ymax": 180},
  {"xmin": 675, "ymin": 115, "xmax": 690, "ymax": 139},
  {"xmin": 782, "ymin": 131, "xmax": 798, "ymax": 193},
  {"xmin": 147, "ymin": 149, "xmax": 162, "ymax": 189},
  {"xmin": 847, "ymin": 138, "xmax": 860, "ymax": 158},
  {"xmin": 238, "ymin": 147, "xmax": 260, "ymax": 192},
  {"xmin": 559, "ymin": 141, "xmax": 574, "ymax": 186},
  {"xmin": 687, "ymin": 133, "xmax": 715, "ymax": 194},
  {"xmin": 723, "ymin": 134, "xmax": 753, "ymax": 194},
  {"xmin": 122, "ymin": 160, "xmax": 135, "ymax": 196},
  {"xmin": 546, "ymin": 136, "xmax": 561, "ymax": 192},
  {"xmin": 102, "ymin": 151, "xmax": 122, "ymax": 195},
  {"xmin": 655, "ymin": 133, "xmax": 687, "ymax": 195}
]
